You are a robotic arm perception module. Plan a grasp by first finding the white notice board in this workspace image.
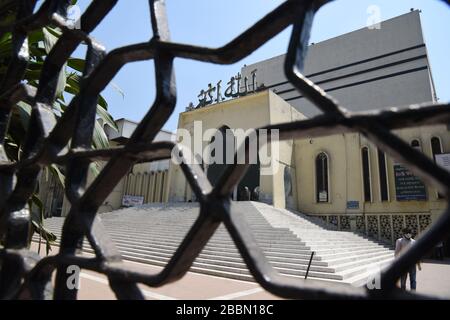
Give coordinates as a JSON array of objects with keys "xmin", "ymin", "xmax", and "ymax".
[
  {"xmin": 436, "ymin": 153, "xmax": 450, "ymax": 173},
  {"xmin": 122, "ymin": 195, "xmax": 144, "ymax": 207}
]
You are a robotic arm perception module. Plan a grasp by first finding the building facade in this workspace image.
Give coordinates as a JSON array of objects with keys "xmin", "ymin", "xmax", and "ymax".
[
  {"xmin": 38, "ymin": 11, "xmax": 449, "ymax": 251},
  {"xmin": 168, "ymin": 90, "xmax": 449, "ymax": 245},
  {"xmin": 241, "ymin": 10, "xmax": 437, "ymax": 117},
  {"xmin": 40, "ymin": 119, "xmax": 175, "ymax": 217},
  {"xmin": 167, "ymin": 11, "xmax": 449, "ymax": 247}
]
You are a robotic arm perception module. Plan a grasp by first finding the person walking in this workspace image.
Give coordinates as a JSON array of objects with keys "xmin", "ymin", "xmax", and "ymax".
[
  {"xmin": 395, "ymin": 227, "xmax": 422, "ymax": 291},
  {"xmin": 435, "ymin": 241, "xmax": 444, "ymax": 260}
]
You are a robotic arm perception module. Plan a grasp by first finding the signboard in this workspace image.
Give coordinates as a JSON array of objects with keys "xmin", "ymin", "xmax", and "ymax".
[
  {"xmin": 347, "ymin": 201, "xmax": 359, "ymax": 209},
  {"xmin": 394, "ymin": 164, "xmax": 427, "ymax": 201},
  {"xmin": 318, "ymin": 191, "xmax": 328, "ymax": 202},
  {"xmin": 435, "ymin": 153, "xmax": 450, "ymax": 173},
  {"xmin": 186, "ymin": 69, "xmax": 265, "ymax": 111},
  {"xmin": 122, "ymin": 195, "xmax": 144, "ymax": 207}
]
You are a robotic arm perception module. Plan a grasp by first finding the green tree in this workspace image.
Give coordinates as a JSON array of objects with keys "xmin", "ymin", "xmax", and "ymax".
[{"xmin": 0, "ymin": 1, "xmax": 119, "ymax": 253}]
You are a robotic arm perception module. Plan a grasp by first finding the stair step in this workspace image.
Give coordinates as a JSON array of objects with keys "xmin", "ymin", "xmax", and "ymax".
[{"xmin": 35, "ymin": 201, "xmax": 395, "ymax": 286}]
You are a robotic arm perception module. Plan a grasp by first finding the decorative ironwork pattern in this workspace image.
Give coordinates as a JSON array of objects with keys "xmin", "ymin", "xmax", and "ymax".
[
  {"xmin": 317, "ymin": 215, "xmax": 327, "ymax": 224},
  {"xmin": 393, "ymin": 215, "xmax": 405, "ymax": 242},
  {"xmin": 405, "ymin": 215, "xmax": 419, "ymax": 238},
  {"xmin": 304, "ymin": 213, "xmax": 431, "ymax": 245},
  {"xmin": 367, "ymin": 215, "xmax": 379, "ymax": 238},
  {"xmin": 329, "ymin": 215, "xmax": 338, "ymax": 228},
  {"xmin": 356, "ymin": 215, "xmax": 366, "ymax": 233},
  {"xmin": 0, "ymin": 0, "xmax": 449, "ymax": 300},
  {"xmin": 380, "ymin": 215, "xmax": 392, "ymax": 243},
  {"xmin": 339, "ymin": 216, "xmax": 350, "ymax": 231},
  {"xmin": 419, "ymin": 214, "xmax": 432, "ymax": 233}
]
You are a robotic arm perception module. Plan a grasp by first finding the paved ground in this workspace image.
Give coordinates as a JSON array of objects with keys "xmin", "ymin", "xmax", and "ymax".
[
  {"xmin": 413, "ymin": 259, "xmax": 450, "ymax": 299},
  {"xmin": 78, "ymin": 265, "xmax": 281, "ymax": 300},
  {"xmin": 30, "ymin": 243, "xmax": 450, "ymax": 299},
  {"xmin": 30, "ymin": 242, "xmax": 281, "ymax": 300}
]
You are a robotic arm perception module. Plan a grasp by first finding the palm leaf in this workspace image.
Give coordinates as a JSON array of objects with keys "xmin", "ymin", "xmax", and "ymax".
[
  {"xmin": 29, "ymin": 194, "xmax": 57, "ymax": 255},
  {"xmin": 0, "ymin": 0, "xmax": 117, "ymax": 251}
]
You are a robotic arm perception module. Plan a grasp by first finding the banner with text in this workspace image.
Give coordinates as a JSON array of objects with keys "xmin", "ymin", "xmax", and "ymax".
[{"xmin": 394, "ymin": 164, "xmax": 427, "ymax": 201}]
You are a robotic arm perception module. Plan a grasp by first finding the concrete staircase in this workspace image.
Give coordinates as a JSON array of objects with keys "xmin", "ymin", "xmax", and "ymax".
[{"xmin": 33, "ymin": 201, "xmax": 394, "ymax": 286}]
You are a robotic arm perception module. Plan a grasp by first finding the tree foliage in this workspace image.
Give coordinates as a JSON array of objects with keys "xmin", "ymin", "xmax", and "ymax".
[{"xmin": 0, "ymin": 1, "xmax": 119, "ymax": 253}]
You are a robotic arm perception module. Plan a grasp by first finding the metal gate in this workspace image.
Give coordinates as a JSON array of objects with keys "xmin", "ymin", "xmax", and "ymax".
[{"xmin": 0, "ymin": 0, "xmax": 449, "ymax": 299}]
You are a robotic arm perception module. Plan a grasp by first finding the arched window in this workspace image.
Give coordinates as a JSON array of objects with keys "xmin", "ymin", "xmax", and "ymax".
[
  {"xmin": 316, "ymin": 152, "xmax": 329, "ymax": 203},
  {"xmin": 431, "ymin": 136, "xmax": 442, "ymax": 159},
  {"xmin": 377, "ymin": 148, "xmax": 389, "ymax": 201},
  {"xmin": 361, "ymin": 147, "xmax": 372, "ymax": 202},
  {"xmin": 431, "ymin": 137, "xmax": 443, "ymax": 199},
  {"xmin": 411, "ymin": 139, "xmax": 421, "ymax": 149}
]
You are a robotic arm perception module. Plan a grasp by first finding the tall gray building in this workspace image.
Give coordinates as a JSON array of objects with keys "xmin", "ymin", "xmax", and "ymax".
[{"xmin": 242, "ymin": 10, "xmax": 437, "ymax": 117}]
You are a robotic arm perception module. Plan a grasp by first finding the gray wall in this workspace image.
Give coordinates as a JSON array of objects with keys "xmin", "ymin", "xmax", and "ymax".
[{"xmin": 242, "ymin": 11, "xmax": 436, "ymax": 118}]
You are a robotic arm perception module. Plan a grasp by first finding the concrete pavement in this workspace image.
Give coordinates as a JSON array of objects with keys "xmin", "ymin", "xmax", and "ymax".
[
  {"xmin": 411, "ymin": 259, "xmax": 450, "ymax": 299},
  {"xmin": 29, "ymin": 243, "xmax": 450, "ymax": 299},
  {"xmin": 30, "ymin": 242, "xmax": 281, "ymax": 300}
]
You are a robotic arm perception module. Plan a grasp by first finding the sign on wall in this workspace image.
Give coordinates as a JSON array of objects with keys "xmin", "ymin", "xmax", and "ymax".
[
  {"xmin": 122, "ymin": 195, "xmax": 144, "ymax": 207},
  {"xmin": 394, "ymin": 164, "xmax": 427, "ymax": 201},
  {"xmin": 347, "ymin": 201, "xmax": 359, "ymax": 209},
  {"xmin": 435, "ymin": 153, "xmax": 450, "ymax": 173},
  {"xmin": 318, "ymin": 191, "xmax": 328, "ymax": 202}
]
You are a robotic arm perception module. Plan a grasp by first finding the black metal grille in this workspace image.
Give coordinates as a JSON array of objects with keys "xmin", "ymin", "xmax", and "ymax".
[{"xmin": 0, "ymin": 0, "xmax": 449, "ymax": 300}]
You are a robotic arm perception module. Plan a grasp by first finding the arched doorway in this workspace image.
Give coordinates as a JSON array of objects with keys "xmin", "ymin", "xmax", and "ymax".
[
  {"xmin": 237, "ymin": 143, "xmax": 260, "ymax": 201},
  {"xmin": 207, "ymin": 126, "xmax": 232, "ymax": 188},
  {"xmin": 206, "ymin": 126, "xmax": 260, "ymax": 201}
]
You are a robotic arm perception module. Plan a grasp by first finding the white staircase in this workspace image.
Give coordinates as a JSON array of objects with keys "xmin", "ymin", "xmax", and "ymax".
[{"xmin": 33, "ymin": 201, "xmax": 394, "ymax": 286}]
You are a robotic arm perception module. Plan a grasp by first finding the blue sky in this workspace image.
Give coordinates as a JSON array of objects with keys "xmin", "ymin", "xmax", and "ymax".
[{"xmin": 74, "ymin": 0, "xmax": 450, "ymax": 132}]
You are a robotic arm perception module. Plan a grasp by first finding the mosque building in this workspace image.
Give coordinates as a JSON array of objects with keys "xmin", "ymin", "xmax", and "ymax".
[{"xmin": 41, "ymin": 11, "xmax": 449, "ymax": 252}]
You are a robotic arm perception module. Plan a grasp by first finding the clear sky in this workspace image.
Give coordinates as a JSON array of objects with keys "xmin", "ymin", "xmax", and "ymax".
[{"xmin": 74, "ymin": 0, "xmax": 450, "ymax": 132}]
